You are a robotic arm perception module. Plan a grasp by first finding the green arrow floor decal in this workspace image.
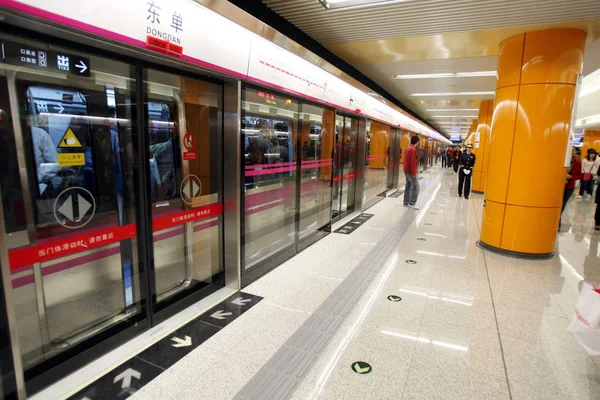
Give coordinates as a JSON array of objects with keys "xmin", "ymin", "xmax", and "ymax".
[
  {"xmin": 406, "ymin": 259, "xmax": 417, "ymax": 264},
  {"xmin": 352, "ymin": 361, "xmax": 372, "ymax": 374},
  {"xmin": 387, "ymin": 295, "xmax": 402, "ymax": 302}
]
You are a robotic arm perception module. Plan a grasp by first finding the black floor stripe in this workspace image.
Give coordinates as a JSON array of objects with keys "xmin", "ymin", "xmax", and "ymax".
[
  {"xmin": 334, "ymin": 213, "xmax": 374, "ymax": 235},
  {"xmin": 388, "ymin": 189, "xmax": 404, "ymax": 198},
  {"xmin": 66, "ymin": 292, "xmax": 263, "ymax": 400}
]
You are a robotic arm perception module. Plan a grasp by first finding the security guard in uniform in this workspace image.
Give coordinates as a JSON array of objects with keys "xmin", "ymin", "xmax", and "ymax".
[{"xmin": 458, "ymin": 143, "xmax": 476, "ymax": 199}]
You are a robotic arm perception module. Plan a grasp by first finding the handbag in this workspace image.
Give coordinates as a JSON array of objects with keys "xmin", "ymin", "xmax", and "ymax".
[
  {"xmin": 568, "ymin": 282, "xmax": 600, "ymax": 356},
  {"xmin": 583, "ymin": 173, "xmax": 592, "ymax": 181}
]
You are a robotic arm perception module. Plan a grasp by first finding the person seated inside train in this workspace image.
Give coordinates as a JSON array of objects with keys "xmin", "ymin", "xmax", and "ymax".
[
  {"xmin": 149, "ymin": 109, "xmax": 177, "ymax": 200},
  {"xmin": 32, "ymin": 125, "xmax": 60, "ymax": 197}
]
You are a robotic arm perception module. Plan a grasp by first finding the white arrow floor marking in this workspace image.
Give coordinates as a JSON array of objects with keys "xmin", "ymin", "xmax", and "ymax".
[
  {"xmin": 231, "ymin": 297, "xmax": 251, "ymax": 306},
  {"xmin": 171, "ymin": 335, "xmax": 192, "ymax": 348},
  {"xmin": 210, "ymin": 310, "xmax": 232, "ymax": 320},
  {"xmin": 113, "ymin": 368, "xmax": 141, "ymax": 389}
]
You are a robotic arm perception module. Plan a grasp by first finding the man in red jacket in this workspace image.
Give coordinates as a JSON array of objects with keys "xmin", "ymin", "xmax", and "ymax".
[{"xmin": 403, "ymin": 135, "xmax": 420, "ymax": 210}]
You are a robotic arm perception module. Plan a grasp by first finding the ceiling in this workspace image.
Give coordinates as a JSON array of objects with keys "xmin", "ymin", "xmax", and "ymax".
[{"xmin": 263, "ymin": 0, "xmax": 600, "ymax": 138}]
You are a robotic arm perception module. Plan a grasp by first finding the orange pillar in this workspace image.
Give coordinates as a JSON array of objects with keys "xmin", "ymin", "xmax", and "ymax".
[
  {"xmin": 582, "ymin": 129, "xmax": 600, "ymax": 155},
  {"xmin": 466, "ymin": 121, "xmax": 477, "ymax": 146},
  {"xmin": 480, "ymin": 29, "xmax": 586, "ymax": 257},
  {"xmin": 472, "ymin": 100, "xmax": 494, "ymax": 193}
]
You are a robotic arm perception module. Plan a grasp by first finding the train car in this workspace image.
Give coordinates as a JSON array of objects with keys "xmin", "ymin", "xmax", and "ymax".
[{"xmin": 0, "ymin": 0, "xmax": 450, "ymax": 396}]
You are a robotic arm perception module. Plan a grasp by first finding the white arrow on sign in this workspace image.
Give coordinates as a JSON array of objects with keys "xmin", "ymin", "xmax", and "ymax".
[
  {"xmin": 231, "ymin": 297, "xmax": 251, "ymax": 306},
  {"xmin": 183, "ymin": 179, "xmax": 200, "ymax": 200},
  {"xmin": 75, "ymin": 60, "xmax": 88, "ymax": 74},
  {"xmin": 210, "ymin": 310, "xmax": 232, "ymax": 320},
  {"xmin": 54, "ymin": 104, "xmax": 64, "ymax": 113},
  {"xmin": 171, "ymin": 335, "xmax": 192, "ymax": 348},
  {"xmin": 113, "ymin": 368, "xmax": 141, "ymax": 389},
  {"xmin": 58, "ymin": 194, "xmax": 92, "ymax": 222}
]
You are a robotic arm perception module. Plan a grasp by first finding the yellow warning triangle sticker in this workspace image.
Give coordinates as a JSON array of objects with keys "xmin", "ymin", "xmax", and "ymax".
[{"xmin": 58, "ymin": 128, "xmax": 82, "ymax": 148}]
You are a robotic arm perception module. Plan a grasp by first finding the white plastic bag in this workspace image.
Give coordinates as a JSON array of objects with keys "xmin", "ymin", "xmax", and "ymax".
[
  {"xmin": 568, "ymin": 282, "xmax": 600, "ymax": 356},
  {"xmin": 463, "ymin": 169, "xmax": 471, "ymax": 175}
]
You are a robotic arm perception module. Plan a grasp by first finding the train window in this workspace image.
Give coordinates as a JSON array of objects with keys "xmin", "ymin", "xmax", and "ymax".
[
  {"xmin": 0, "ymin": 35, "xmax": 143, "ymax": 369},
  {"xmin": 242, "ymin": 87, "xmax": 298, "ymax": 269},
  {"xmin": 145, "ymin": 69, "xmax": 223, "ymax": 305}
]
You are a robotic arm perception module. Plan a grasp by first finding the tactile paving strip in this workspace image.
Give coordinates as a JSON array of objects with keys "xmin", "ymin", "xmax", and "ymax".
[{"xmin": 234, "ymin": 173, "xmax": 443, "ymax": 400}]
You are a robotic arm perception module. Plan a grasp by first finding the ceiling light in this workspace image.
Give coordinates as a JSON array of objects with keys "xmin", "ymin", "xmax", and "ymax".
[
  {"xmin": 431, "ymin": 115, "xmax": 478, "ymax": 118},
  {"xmin": 319, "ymin": 0, "xmax": 411, "ymax": 10},
  {"xmin": 394, "ymin": 71, "xmax": 496, "ymax": 80},
  {"xmin": 412, "ymin": 92, "xmax": 495, "ymax": 97}
]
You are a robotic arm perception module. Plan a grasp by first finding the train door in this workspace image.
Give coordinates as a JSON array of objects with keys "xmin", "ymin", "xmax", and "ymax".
[
  {"xmin": 0, "ymin": 35, "xmax": 148, "ymax": 378},
  {"xmin": 144, "ymin": 69, "xmax": 224, "ymax": 317},
  {"xmin": 332, "ymin": 115, "xmax": 358, "ymax": 223}
]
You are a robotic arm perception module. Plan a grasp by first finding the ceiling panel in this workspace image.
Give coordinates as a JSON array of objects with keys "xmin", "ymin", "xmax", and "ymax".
[
  {"xmin": 263, "ymin": 0, "xmax": 600, "ymax": 137},
  {"xmin": 264, "ymin": 0, "xmax": 600, "ymax": 45}
]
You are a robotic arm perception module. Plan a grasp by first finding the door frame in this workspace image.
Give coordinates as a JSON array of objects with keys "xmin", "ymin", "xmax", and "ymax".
[{"xmin": 0, "ymin": 24, "xmax": 235, "ymax": 395}]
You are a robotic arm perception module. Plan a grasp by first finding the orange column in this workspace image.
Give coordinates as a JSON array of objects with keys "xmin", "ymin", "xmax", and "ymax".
[
  {"xmin": 582, "ymin": 129, "xmax": 600, "ymax": 155},
  {"xmin": 472, "ymin": 100, "xmax": 493, "ymax": 193},
  {"xmin": 466, "ymin": 121, "xmax": 477, "ymax": 146},
  {"xmin": 480, "ymin": 29, "xmax": 586, "ymax": 257}
]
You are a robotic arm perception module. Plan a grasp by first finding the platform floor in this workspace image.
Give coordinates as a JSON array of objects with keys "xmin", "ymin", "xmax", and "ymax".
[
  {"xmin": 35, "ymin": 166, "xmax": 600, "ymax": 400},
  {"xmin": 132, "ymin": 167, "xmax": 600, "ymax": 400}
]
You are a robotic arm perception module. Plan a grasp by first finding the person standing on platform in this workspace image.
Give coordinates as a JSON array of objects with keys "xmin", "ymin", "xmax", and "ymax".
[
  {"xmin": 560, "ymin": 148, "xmax": 582, "ymax": 230},
  {"xmin": 458, "ymin": 144, "xmax": 476, "ymax": 199},
  {"xmin": 446, "ymin": 147, "xmax": 453, "ymax": 168},
  {"xmin": 578, "ymin": 149, "xmax": 597, "ymax": 199},
  {"xmin": 441, "ymin": 147, "xmax": 447, "ymax": 168},
  {"xmin": 403, "ymin": 135, "xmax": 420, "ymax": 210},
  {"xmin": 594, "ymin": 177, "xmax": 599, "ymax": 230},
  {"xmin": 452, "ymin": 146, "xmax": 461, "ymax": 173},
  {"xmin": 590, "ymin": 149, "xmax": 600, "ymax": 197}
]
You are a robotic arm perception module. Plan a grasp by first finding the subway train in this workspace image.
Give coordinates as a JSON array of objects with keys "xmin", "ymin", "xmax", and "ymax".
[{"xmin": 0, "ymin": 0, "xmax": 449, "ymax": 395}]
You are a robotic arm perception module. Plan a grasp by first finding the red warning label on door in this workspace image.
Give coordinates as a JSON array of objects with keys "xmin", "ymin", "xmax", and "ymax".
[
  {"xmin": 8, "ymin": 224, "xmax": 137, "ymax": 270},
  {"xmin": 183, "ymin": 132, "xmax": 197, "ymax": 160},
  {"xmin": 153, "ymin": 202, "xmax": 222, "ymax": 231}
]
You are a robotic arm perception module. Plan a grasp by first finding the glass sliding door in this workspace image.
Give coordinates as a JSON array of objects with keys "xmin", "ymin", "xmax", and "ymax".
[
  {"xmin": 332, "ymin": 115, "xmax": 358, "ymax": 223},
  {"xmin": 332, "ymin": 115, "xmax": 344, "ymax": 222},
  {"xmin": 241, "ymin": 87, "xmax": 298, "ymax": 274},
  {"xmin": 298, "ymin": 104, "xmax": 334, "ymax": 241},
  {"xmin": 363, "ymin": 120, "xmax": 390, "ymax": 206},
  {"xmin": 0, "ymin": 34, "xmax": 146, "ymax": 371},
  {"xmin": 145, "ymin": 70, "xmax": 224, "ymax": 312},
  {"xmin": 387, "ymin": 128, "xmax": 403, "ymax": 190}
]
